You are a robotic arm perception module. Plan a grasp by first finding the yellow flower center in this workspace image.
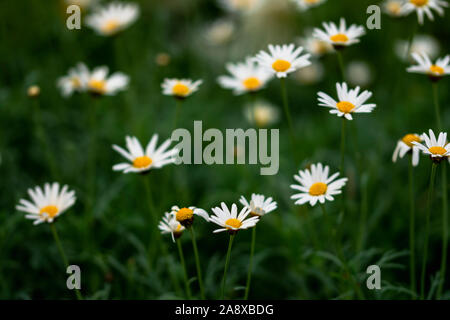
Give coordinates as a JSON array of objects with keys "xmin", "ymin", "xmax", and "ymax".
[
  {"xmin": 132, "ymin": 156, "xmax": 152, "ymax": 168},
  {"xmin": 429, "ymin": 65, "xmax": 444, "ymax": 75},
  {"xmin": 309, "ymin": 182, "xmax": 328, "ymax": 196},
  {"xmin": 88, "ymin": 79, "xmax": 107, "ymax": 94},
  {"xmin": 330, "ymin": 34, "xmax": 349, "ymax": 43},
  {"xmin": 272, "ymin": 59, "xmax": 291, "ymax": 72},
  {"xmin": 242, "ymin": 77, "xmax": 261, "ymax": 90},
  {"xmin": 410, "ymin": 0, "xmax": 428, "ymax": 7},
  {"xmin": 337, "ymin": 101, "xmax": 356, "ymax": 113},
  {"xmin": 402, "ymin": 134, "xmax": 421, "ymax": 147},
  {"xmin": 101, "ymin": 20, "xmax": 120, "ymax": 34},
  {"xmin": 175, "ymin": 224, "xmax": 182, "ymax": 232},
  {"xmin": 172, "ymin": 83, "xmax": 190, "ymax": 97},
  {"xmin": 225, "ymin": 218, "xmax": 242, "ymax": 229},
  {"xmin": 176, "ymin": 208, "xmax": 194, "ymax": 222},
  {"xmin": 40, "ymin": 205, "xmax": 59, "ymax": 218},
  {"xmin": 305, "ymin": 0, "xmax": 319, "ymax": 3},
  {"xmin": 429, "ymin": 146, "xmax": 447, "ymax": 155}
]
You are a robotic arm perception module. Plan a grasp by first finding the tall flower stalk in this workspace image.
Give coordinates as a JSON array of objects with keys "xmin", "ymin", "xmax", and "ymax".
[
  {"xmin": 408, "ymin": 154, "xmax": 417, "ymax": 298},
  {"xmin": 189, "ymin": 226, "xmax": 205, "ymax": 299},
  {"xmin": 244, "ymin": 226, "xmax": 256, "ymax": 300},
  {"xmin": 176, "ymin": 239, "xmax": 192, "ymax": 299},
  {"xmin": 438, "ymin": 160, "xmax": 448, "ymax": 298},
  {"xmin": 221, "ymin": 234, "xmax": 235, "ymax": 299}
]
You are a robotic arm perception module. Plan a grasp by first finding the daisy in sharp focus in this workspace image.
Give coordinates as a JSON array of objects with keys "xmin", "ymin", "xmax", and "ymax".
[
  {"xmin": 210, "ymin": 202, "xmax": 259, "ymax": 234},
  {"xmin": 254, "ymin": 44, "xmax": 311, "ymax": 78},
  {"xmin": 407, "ymin": 52, "xmax": 450, "ymax": 80},
  {"xmin": 112, "ymin": 134, "xmax": 178, "ymax": 174},
  {"xmin": 393, "ymin": 133, "xmax": 424, "ymax": 166},
  {"xmin": 170, "ymin": 205, "xmax": 209, "ymax": 227},
  {"xmin": 16, "ymin": 183, "xmax": 76, "ymax": 225},
  {"xmin": 86, "ymin": 1, "xmax": 140, "ymax": 36},
  {"xmin": 317, "ymin": 82, "xmax": 376, "ymax": 120},
  {"xmin": 401, "ymin": 0, "xmax": 448, "ymax": 25},
  {"xmin": 313, "ymin": 18, "xmax": 365, "ymax": 49},
  {"xmin": 162, "ymin": 79, "xmax": 203, "ymax": 99},
  {"xmin": 159, "ymin": 212, "xmax": 185, "ymax": 242},
  {"xmin": 57, "ymin": 62, "xmax": 89, "ymax": 97},
  {"xmin": 239, "ymin": 194, "xmax": 277, "ymax": 217},
  {"xmin": 412, "ymin": 129, "xmax": 450, "ymax": 160},
  {"xmin": 290, "ymin": 163, "xmax": 348, "ymax": 206},
  {"xmin": 292, "ymin": 0, "xmax": 327, "ymax": 11},
  {"xmin": 218, "ymin": 57, "xmax": 273, "ymax": 95},
  {"xmin": 86, "ymin": 66, "xmax": 129, "ymax": 95}
]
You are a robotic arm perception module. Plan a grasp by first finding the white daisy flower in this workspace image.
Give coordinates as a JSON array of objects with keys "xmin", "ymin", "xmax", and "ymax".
[
  {"xmin": 86, "ymin": 1, "xmax": 140, "ymax": 36},
  {"xmin": 392, "ymin": 133, "xmax": 424, "ymax": 166},
  {"xmin": 239, "ymin": 194, "xmax": 277, "ymax": 217},
  {"xmin": 112, "ymin": 135, "xmax": 178, "ymax": 174},
  {"xmin": 313, "ymin": 18, "xmax": 365, "ymax": 49},
  {"xmin": 204, "ymin": 19, "xmax": 235, "ymax": 46},
  {"xmin": 170, "ymin": 206, "xmax": 209, "ymax": 227},
  {"xmin": 407, "ymin": 52, "xmax": 450, "ymax": 80},
  {"xmin": 218, "ymin": 57, "xmax": 273, "ymax": 95},
  {"xmin": 16, "ymin": 183, "xmax": 76, "ymax": 225},
  {"xmin": 159, "ymin": 212, "xmax": 185, "ymax": 242},
  {"xmin": 210, "ymin": 202, "xmax": 259, "ymax": 234},
  {"xmin": 218, "ymin": 0, "xmax": 262, "ymax": 14},
  {"xmin": 57, "ymin": 62, "xmax": 89, "ymax": 97},
  {"xmin": 292, "ymin": 0, "xmax": 327, "ymax": 11},
  {"xmin": 412, "ymin": 129, "xmax": 450, "ymax": 159},
  {"xmin": 290, "ymin": 163, "xmax": 348, "ymax": 206},
  {"xmin": 254, "ymin": 44, "xmax": 311, "ymax": 78},
  {"xmin": 86, "ymin": 66, "xmax": 129, "ymax": 95},
  {"xmin": 395, "ymin": 35, "xmax": 440, "ymax": 61},
  {"xmin": 317, "ymin": 82, "xmax": 376, "ymax": 120},
  {"xmin": 244, "ymin": 100, "xmax": 280, "ymax": 127},
  {"xmin": 401, "ymin": 0, "xmax": 448, "ymax": 25},
  {"xmin": 161, "ymin": 78, "xmax": 203, "ymax": 99},
  {"xmin": 383, "ymin": 0, "xmax": 406, "ymax": 17}
]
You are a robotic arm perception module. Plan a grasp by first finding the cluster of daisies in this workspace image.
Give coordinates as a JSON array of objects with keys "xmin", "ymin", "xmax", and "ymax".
[{"xmin": 382, "ymin": 0, "xmax": 448, "ymax": 24}]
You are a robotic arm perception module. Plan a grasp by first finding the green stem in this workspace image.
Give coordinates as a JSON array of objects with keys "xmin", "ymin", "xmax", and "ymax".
[
  {"xmin": 437, "ymin": 161, "xmax": 448, "ymax": 298},
  {"xmin": 87, "ymin": 100, "xmax": 97, "ymax": 215},
  {"xmin": 174, "ymin": 99, "xmax": 183, "ymax": 130},
  {"xmin": 408, "ymin": 154, "xmax": 417, "ymax": 299},
  {"xmin": 189, "ymin": 226, "xmax": 205, "ymax": 299},
  {"xmin": 404, "ymin": 19, "xmax": 417, "ymax": 60},
  {"xmin": 279, "ymin": 78, "xmax": 296, "ymax": 152},
  {"xmin": 176, "ymin": 239, "xmax": 192, "ymax": 299},
  {"xmin": 221, "ymin": 233, "xmax": 235, "ymax": 299},
  {"xmin": 432, "ymin": 82, "xmax": 441, "ymax": 131},
  {"xmin": 340, "ymin": 118, "xmax": 346, "ymax": 174},
  {"xmin": 50, "ymin": 223, "xmax": 83, "ymax": 300},
  {"xmin": 244, "ymin": 226, "xmax": 256, "ymax": 300},
  {"xmin": 420, "ymin": 162, "xmax": 437, "ymax": 300},
  {"xmin": 336, "ymin": 51, "xmax": 345, "ymax": 81}
]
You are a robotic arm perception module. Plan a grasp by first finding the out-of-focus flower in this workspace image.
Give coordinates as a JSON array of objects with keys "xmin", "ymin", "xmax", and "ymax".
[
  {"xmin": 112, "ymin": 135, "xmax": 178, "ymax": 174},
  {"xmin": 239, "ymin": 194, "xmax": 277, "ymax": 217},
  {"xmin": 86, "ymin": 1, "xmax": 140, "ymax": 36},
  {"xmin": 313, "ymin": 18, "xmax": 365, "ymax": 49},
  {"xmin": 346, "ymin": 61, "xmax": 373, "ymax": 87},
  {"xmin": 204, "ymin": 19, "xmax": 235, "ymax": 46},
  {"xmin": 57, "ymin": 62, "xmax": 89, "ymax": 97},
  {"xmin": 244, "ymin": 100, "xmax": 279, "ymax": 127},
  {"xmin": 86, "ymin": 66, "xmax": 129, "ymax": 95},
  {"xmin": 218, "ymin": 57, "xmax": 273, "ymax": 95},
  {"xmin": 393, "ymin": 133, "xmax": 424, "ymax": 166},
  {"xmin": 382, "ymin": 0, "xmax": 406, "ymax": 17},
  {"xmin": 291, "ymin": 163, "xmax": 348, "ymax": 207},
  {"xmin": 65, "ymin": 0, "xmax": 99, "ymax": 10},
  {"xmin": 407, "ymin": 52, "xmax": 450, "ymax": 80},
  {"xmin": 413, "ymin": 129, "xmax": 450, "ymax": 160},
  {"xmin": 294, "ymin": 61, "xmax": 324, "ymax": 85},
  {"xmin": 292, "ymin": 0, "xmax": 327, "ymax": 11},
  {"xmin": 317, "ymin": 82, "xmax": 376, "ymax": 120},
  {"xmin": 210, "ymin": 202, "xmax": 259, "ymax": 234},
  {"xmin": 401, "ymin": 0, "xmax": 448, "ymax": 25},
  {"xmin": 155, "ymin": 53, "xmax": 171, "ymax": 67},
  {"xmin": 16, "ymin": 183, "xmax": 76, "ymax": 225},
  {"xmin": 395, "ymin": 34, "xmax": 440, "ymax": 61},
  {"xmin": 170, "ymin": 206, "xmax": 209, "ymax": 227},
  {"xmin": 299, "ymin": 32, "xmax": 334, "ymax": 57},
  {"xmin": 159, "ymin": 212, "xmax": 185, "ymax": 242},
  {"xmin": 27, "ymin": 85, "xmax": 40, "ymax": 98},
  {"xmin": 162, "ymin": 78, "xmax": 203, "ymax": 99},
  {"xmin": 254, "ymin": 44, "xmax": 311, "ymax": 78},
  {"xmin": 218, "ymin": 0, "xmax": 262, "ymax": 14}
]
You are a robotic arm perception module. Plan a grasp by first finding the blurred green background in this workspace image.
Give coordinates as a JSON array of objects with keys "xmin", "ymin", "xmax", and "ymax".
[{"xmin": 0, "ymin": 0, "xmax": 449, "ymax": 299}]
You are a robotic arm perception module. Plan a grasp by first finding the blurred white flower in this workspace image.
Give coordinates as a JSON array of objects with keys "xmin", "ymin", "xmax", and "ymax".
[
  {"xmin": 346, "ymin": 61, "xmax": 373, "ymax": 87},
  {"xmin": 313, "ymin": 18, "xmax": 365, "ymax": 49},
  {"xmin": 204, "ymin": 19, "xmax": 235, "ymax": 46},
  {"xmin": 218, "ymin": 57, "xmax": 273, "ymax": 95},
  {"xmin": 239, "ymin": 194, "xmax": 277, "ymax": 217},
  {"xmin": 317, "ymin": 82, "xmax": 376, "ymax": 120},
  {"xmin": 244, "ymin": 100, "xmax": 279, "ymax": 127},
  {"xmin": 218, "ymin": 0, "xmax": 263, "ymax": 14},
  {"xmin": 162, "ymin": 78, "xmax": 203, "ymax": 99},
  {"xmin": 210, "ymin": 202, "xmax": 259, "ymax": 234},
  {"xmin": 86, "ymin": 1, "xmax": 140, "ymax": 36},
  {"xmin": 159, "ymin": 212, "xmax": 185, "ymax": 242},
  {"xmin": 16, "ymin": 182, "xmax": 76, "ymax": 225},
  {"xmin": 382, "ymin": 0, "xmax": 406, "ymax": 17},
  {"xmin": 299, "ymin": 32, "xmax": 334, "ymax": 57},
  {"xmin": 254, "ymin": 44, "xmax": 311, "ymax": 78},
  {"xmin": 407, "ymin": 52, "xmax": 450, "ymax": 80},
  {"xmin": 57, "ymin": 62, "xmax": 89, "ymax": 97},
  {"xmin": 401, "ymin": 0, "xmax": 448, "ymax": 25},
  {"xmin": 112, "ymin": 135, "xmax": 178, "ymax": 174},
  {"xmin": 292, "ymin": 0, "xmax": 327, "ymax": 11},
  {"xmin": 86, "ymin": 66, "xmax": 129, "ymax": 95},
  {"xmin": 294, "ymin": 61, "xmax": 324, "ymax": 85},
  {"xmin": 65, "ymin": 0, "xmax": 99, "ymax": 10},
  {"xmin": 392, "ymin": 133, "xmax": 424, "ymax": 166},
  {"xmin": 395, "ymin": 34, "xmax": 441, "ymax": 61}
]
